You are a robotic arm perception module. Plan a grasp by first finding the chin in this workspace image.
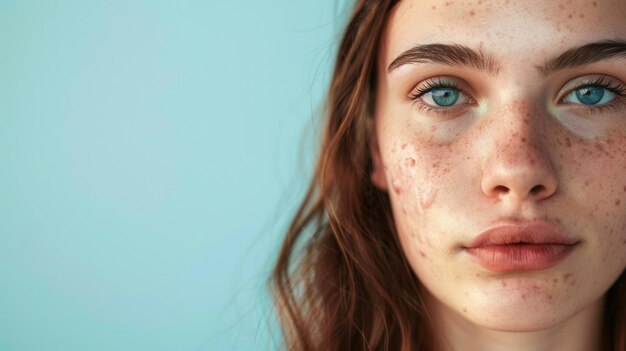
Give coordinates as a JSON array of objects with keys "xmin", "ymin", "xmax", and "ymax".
[{"xmin": 461, "ymin": 287, "xmax": 584, "ymax": 332}]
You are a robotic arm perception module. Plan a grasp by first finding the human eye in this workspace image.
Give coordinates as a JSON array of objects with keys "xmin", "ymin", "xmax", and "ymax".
[
  {"xmin": 408, "ymin": 77, "xmax": 474, "ymax": 114},
  {"xmin": 558, "ymin": 75, "xmax": 626, "ymax": 114}
]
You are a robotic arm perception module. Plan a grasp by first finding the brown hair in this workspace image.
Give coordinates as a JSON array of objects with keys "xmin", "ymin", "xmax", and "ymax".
[{"xmin": 270, "ymin": 1, "xmax": 626, "ymax": 350}]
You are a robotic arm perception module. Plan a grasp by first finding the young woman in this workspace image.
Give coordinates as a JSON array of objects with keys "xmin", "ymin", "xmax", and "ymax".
[{"xmin": 272, "ymin": 0, "xmax": 626, "ymax": 350}]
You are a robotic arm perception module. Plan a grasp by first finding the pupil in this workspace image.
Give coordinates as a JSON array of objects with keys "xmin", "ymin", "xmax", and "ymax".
[
  {"xmin": 575, "ymin": 86, "xmax": 604, "ymax": 105},
  {"xmin": 432, "ymin": 88, "xmax": 459, "ymax": 106}
]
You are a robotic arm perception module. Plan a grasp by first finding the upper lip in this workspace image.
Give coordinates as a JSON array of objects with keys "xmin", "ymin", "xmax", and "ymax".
[{"xmin": 464, "ymin": 221, "xmax": 579, "ymax": 249}]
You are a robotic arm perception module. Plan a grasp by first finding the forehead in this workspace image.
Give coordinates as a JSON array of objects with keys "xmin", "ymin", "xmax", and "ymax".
[{"xmin": 381, "ymin": 0, "xmax": 626, "ymax": 68}]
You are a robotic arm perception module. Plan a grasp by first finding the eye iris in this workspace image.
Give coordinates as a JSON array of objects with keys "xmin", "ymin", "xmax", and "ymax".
[
  {"xmin": 575, "ymin": 86, "xmax": 604, "ymax": 105},
  {"xmin": 431, "ymin": 88, "xmax": 459, "ymax": 106}
]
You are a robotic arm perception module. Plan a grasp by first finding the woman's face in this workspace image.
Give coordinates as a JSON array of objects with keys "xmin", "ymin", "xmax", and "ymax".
[{"xmin": 372, "ymin": 0, "xmax": 626, "ymax": 331}]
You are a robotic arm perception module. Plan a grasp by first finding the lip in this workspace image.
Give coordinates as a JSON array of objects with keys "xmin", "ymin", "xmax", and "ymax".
[{"xmin": 463, "ymin": 222, "xmax": 579, "ymax": 273}]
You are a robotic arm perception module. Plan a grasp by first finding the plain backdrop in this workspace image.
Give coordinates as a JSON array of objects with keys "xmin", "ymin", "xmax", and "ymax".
[{"xmin": 0, "ymin": 1, "xmax": 350, "ymax": 350}]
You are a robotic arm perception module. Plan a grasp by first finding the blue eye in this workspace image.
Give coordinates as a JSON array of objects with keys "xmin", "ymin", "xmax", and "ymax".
[
  {"xmin": 429, "ymin": 88, "xmax": 460, "ymax": 106},
  {"xmin": 563, "ymin": 86, "xmax": 616, "ymax": 105},
  {"xmin": 420, "ymin": 87, "xmax": 470, "ymax": 107},
  {"xmin": 409, "ymin": 77, "xmax": 473, "ymax": 112}
]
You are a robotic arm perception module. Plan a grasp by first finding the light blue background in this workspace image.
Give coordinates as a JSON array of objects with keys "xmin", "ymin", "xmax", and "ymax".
[{"xmin": 0, "ymin": 1, "xmax": 349, "ymax": 350}]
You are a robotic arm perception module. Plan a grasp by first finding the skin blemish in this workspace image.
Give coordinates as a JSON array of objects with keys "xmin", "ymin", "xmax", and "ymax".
[
  {"xmin": 563, "ymin": 273, "xmax": 572, "ymax": 282},
  {"xmin": 392, "ymin": 179, "xmax": 402, "ymax": 195},
  {"xmin": 405, "ymin": 157, "xmax": 416, "ymax": 167},
  {"xmin": 616, "ymin": 199, "xmax": 621, "ymax": 207},
  {"xmin": 469, "ymin": 9, "xmax": 476, "ymax": 16},
  {"xmin": 595, "ymin": 143, "xmax": 605, "ymax": 152},
  {"xmin": 501, "ymin": 280, "xmax": 507, "ymax": 287}
]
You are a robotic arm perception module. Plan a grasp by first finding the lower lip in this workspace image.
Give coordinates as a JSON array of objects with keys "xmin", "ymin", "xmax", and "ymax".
[{"xmin": 465, "ymin": 244, "xmax": 576, "ymax": 272}]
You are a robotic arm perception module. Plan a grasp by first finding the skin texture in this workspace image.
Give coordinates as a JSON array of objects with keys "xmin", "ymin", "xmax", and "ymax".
[{"xmin": 370, "ymin": 0, "xmax": 626, "ymax": 350}]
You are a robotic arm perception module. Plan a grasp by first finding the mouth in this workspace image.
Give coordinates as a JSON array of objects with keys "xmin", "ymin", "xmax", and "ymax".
[{"xmin": 463, "ymin": 222, "xmax": 579, "ymax": 273}]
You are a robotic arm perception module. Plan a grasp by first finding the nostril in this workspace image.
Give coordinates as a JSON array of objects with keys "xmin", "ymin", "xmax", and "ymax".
[
  {"xmin": 530, "ymin": 184, "xmax": 545, "ymax": 195},
  {"xmin": 494, "ymin": 185, "xmax": 509, "ymax": 194}
]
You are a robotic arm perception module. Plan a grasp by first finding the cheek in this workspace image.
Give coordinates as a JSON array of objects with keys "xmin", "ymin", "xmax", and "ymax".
[
  {"xmin": 387, "ymin": 141, "xmax": 453, "ymax": 214},
  {"xmin": 555, "ymin": 130, "xmax": 626, "ymax": 267},
  {"xmin": 384, "ymin": 139, "xmax": 464, "ymax": 251},
  {"xmin": 558, "ymin": 132, "xmax": 626, "ymax": 215}
]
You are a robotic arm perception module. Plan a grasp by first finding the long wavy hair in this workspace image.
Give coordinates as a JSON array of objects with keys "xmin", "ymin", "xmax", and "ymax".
[{"xmin": 270, "ymin": 1, "xmax": 626, "ymax": 350}]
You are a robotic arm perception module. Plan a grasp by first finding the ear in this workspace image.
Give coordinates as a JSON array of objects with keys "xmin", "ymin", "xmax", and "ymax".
[{"xmin": 370, "ymin": 130, "xmax": 388, "ymax": 191}]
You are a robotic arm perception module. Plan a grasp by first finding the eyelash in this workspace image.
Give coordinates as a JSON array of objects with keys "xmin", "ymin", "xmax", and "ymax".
[
  {"xmin": 559, "ymin": 76, "xmax": 626, "ymax": 114},
  {"xmin": 408, "ymin": 76, "xmax": 626, "ymax": 115},
  {"xmin": 408, "ymin": 78, "xmax": 471, "ymax": 115}
]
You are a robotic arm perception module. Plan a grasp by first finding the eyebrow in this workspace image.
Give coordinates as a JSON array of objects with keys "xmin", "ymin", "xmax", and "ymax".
[
  {"xmin": 387, "ymin": 43, "xmax": 500, "ymax": 74},
  {"xmin": 387, "ymin": 40, "xmax": 626, "ymax": 76},
  {"xmin": 539, "ymin": 40, "xmax": 626, "ymax": 76}
]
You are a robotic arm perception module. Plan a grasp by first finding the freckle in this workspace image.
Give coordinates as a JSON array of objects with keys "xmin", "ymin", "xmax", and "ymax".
[
  {"xmin": 553, "ymin": 278, "xmax": 558, "ymax": 284},
  {"xmin": 547, "ymin": 295, "xmax": 553, "ymax": 301},
  {"xmin": 522, "ymin": 294, "xmax": 527, "ymax": 299},
  {"xmin": 469, "ymin": 9, "xmax": 475, "ymax": 16},
  {"xmin": 615, "ymin": 199, "xmax": 621, "ymax": 206},
  {"xmin": 463, "ymin": 307, "xmax": 468, "ymax": 313},
  {"xmin": 622, "ymin": 186, "xmax": 626, "ymax": 192},
  {"xmin": 568, "ymin": 14, "xmax": 572, "ymax": 19},
  {"xmin": 565, "ymin": 138, "xmax": 572, "ymax": 147},
  {"xmin": 563, "ymin": 273, "xmax": 572, "ymax": 282},
  {"xmin": 501, "ymin": 280, "xmax": 507, "ymax": 287},
  {"xmin": 432, "ymin": 5, "xmax": 436, "ymax": 9},
  {"xmin": 579, "ymin": 14, "xmax": 584, "ymax": 18},
  {"xmin": 592, "ymin": 1, "xmax": 597, "ymax": 6}
]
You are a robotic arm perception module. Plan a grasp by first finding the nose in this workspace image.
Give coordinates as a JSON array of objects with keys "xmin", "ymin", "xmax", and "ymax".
[{"xmin": 480, "ymin": 104, "xmax": 558, "ymax": 203}]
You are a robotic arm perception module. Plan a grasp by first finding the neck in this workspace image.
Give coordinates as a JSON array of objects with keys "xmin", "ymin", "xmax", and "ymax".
[{"xmin": 425, "ymin": 294, "xmax": 605, "ymax": 351}]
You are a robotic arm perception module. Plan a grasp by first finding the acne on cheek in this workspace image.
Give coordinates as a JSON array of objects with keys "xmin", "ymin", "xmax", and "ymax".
[{"xmin": 388, "ymin": 141, "xmax": 454, "ymax": 213}]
